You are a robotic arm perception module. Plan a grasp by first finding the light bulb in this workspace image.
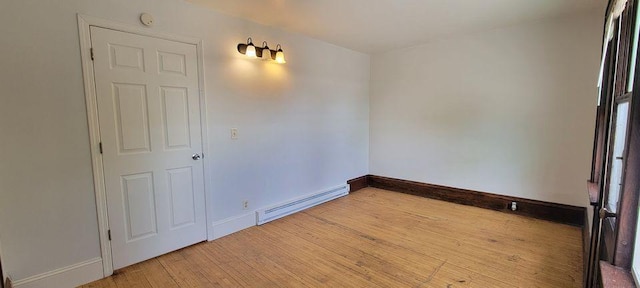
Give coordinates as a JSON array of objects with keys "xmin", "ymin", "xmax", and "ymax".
[
  {"xmin": 246, "ymin": 44, "xmax": 257, "ymax": 58},
  {"xmin": 262, "ymin": 48, "xmax": 272, "ymax": 61},
  {"xmin": 261, "ymin": 41, "xmax": 272, "ymax": 61},
  {"xmin": 275, "ymin": 44, "xmax": 286, "ymax": 64},
  {"xmin": 275, "ymin": 51, "xmax": 286, "ymax": 63}
]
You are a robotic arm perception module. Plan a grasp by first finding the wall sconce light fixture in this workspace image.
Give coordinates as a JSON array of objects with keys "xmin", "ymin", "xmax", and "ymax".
[{"xmin": 237, "ymin": 37, "xmax": 286, "ymax": 64}]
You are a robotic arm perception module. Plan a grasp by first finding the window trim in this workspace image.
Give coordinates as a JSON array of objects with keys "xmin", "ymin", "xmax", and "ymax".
[
  {"xmin": 589, "ymin": 0, "xmax": 640, "ymax": 287},
  {"xmin": 613, "ymin": 0, "xmax": 640, "ymax": 270}
]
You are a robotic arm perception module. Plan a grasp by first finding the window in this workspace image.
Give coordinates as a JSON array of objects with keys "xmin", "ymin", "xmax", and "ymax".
[
  {"xmin": 627, "ymin": 4, "xmax": 640, "ymax": 286},
  {"xmin": 586, "ymin": 0, "xmax": 640, "ymax": 287},
  {"xmin": 606, "ymin": 101, "xmax": 630, "ymax": 214},
  {"xmin": 629, "ymin": 3, "xmax": 640, "ymax": 92}
]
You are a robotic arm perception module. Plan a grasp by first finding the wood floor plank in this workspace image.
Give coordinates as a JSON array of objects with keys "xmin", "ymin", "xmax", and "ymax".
[
  {"xmin": 275, "ymin": 212, "xmax": 514, "ymax": 288},
  {"xmin": 341, "ymin": 189, "xmax": 581, "ymax": 252},
  {"xmin": 209, "ymin": 233, "xmax": 315, "ymax": 287},
  {"xmin": 81, "ymin": 187, "xmax": 583, "ymax": 288},
  {"xmin": 196, "ymin": 241, "xmax": 278, "ymax": 287},
  {"xmin": 207, "ymin": 241, "xmax": 309, "ymax": 287},
  {"xmin": 114, "ymin": 263, "xmax": 153, "ymax": 288},
  {"xmin": 137, "ymin": 259, "xmax": 179, "ymax": 287},
  {"xmin": 220, "ymin": 228, "xmax": 381, "ymax": 287},
  {"xmin": 311, "ymin": 193, "xmax": 581, "ymax": 286},
  {"xmin": 322, "ymin": 196, "xmax": 581, "ymax": 271},
  {"xmin": 179, "ymin": 244, "xmax": 242, "ymax": 287},
  {"xmin": 80, "ymin": 277, "xmax": 118, "ymax": 288},
  {"xmin": 257, "ymin": 226, "xmax": 392, "ymax": 287},
  {"xmin": 352, "ymin": 188, "xmax": 582, "ymax": 245},
  {"xmin": 156, "ymin": 248, "xmax": 215, "ymax": 287}
]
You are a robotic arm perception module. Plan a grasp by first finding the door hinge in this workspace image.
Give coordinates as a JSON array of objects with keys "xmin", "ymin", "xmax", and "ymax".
[
  {"xmin": 90, "ymin": 48, "xmax": 94, "ymax": 61},
  {"xmin": 99, "ymin": 142, "xmax": 103, "ymax": 154},
  {"xmin": 107, "ymin": 229, "xmax": 111, "ymax": 241}
]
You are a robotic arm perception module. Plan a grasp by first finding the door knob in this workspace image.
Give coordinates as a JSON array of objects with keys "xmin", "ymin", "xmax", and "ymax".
[{"xmin": 192, "ymin": 153, "xmax": 201, "ymax": 160}]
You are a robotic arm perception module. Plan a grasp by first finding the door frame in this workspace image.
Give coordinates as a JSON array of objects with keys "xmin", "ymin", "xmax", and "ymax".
[{"xmin": 77, "ymin": 14, "xmax": 212, "ymax": 277}]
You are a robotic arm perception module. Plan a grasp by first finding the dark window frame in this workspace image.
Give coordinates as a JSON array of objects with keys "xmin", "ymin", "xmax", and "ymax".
[{"xmin": 587, "ymin": 0, "xmax": 640, "ymax": 286}]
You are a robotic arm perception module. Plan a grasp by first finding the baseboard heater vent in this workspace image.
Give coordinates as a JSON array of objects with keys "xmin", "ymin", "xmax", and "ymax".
[{"xmin": 256, "ymin": 184, "xmax": 350, "ymax": 225}]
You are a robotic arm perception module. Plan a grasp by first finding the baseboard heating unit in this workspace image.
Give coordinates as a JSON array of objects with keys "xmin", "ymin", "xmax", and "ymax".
[{"xmin": 256, "ymin": 184, "xmax": 350, "ymax": 225}]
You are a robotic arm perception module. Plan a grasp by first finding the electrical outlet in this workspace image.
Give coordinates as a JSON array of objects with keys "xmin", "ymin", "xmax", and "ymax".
[
  {"xmin": 243, "ymin": 200, "xmax": 249, "ymax": 210},
  {"xmin": 231, "ymin": 128, "xmax": 238, "ymax": 140}
]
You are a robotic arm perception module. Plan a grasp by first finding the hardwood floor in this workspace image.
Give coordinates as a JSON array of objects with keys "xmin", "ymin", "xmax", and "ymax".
[{"xmin": 81, "ymin": 187, "xmax": 583, "ymax": 287}]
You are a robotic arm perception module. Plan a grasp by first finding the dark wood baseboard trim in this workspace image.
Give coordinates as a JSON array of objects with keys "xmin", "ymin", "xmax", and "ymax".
[
  {"xmin": 347, "ymin": 175, "xmax": 369, "ymax": 193},
  {"xmin": 347, "ymin": 175, "xmax": 587, "ymax": 227}
]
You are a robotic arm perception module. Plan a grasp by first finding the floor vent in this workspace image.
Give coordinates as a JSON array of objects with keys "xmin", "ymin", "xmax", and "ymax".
[{"xmin": 256, "ymin": 184, "xmax": 349, "ymax": 225}]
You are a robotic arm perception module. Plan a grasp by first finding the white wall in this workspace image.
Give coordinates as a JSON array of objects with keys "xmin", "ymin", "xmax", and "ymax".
[
  {"xmin": 0, "ymin": 0, "xmax": 603, "ymax": 284},
  {"xmin": 0, "ymin": 0, "xmax": 369, "ymax": 282},
  {"xmin": 370, "ymin": 11, "xmax": 602, "ymax": 207}
]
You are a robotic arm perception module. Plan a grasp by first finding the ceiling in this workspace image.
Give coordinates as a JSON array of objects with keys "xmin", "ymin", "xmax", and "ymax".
[{"xmin": 188, "ymin": 0, "xmax": 607, "ymax": 53}]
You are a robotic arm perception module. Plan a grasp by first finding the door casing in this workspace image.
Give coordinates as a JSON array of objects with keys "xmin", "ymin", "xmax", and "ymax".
[{"xmin": 77, "ymin": 14, "xmax": 212, "ymax": 277}]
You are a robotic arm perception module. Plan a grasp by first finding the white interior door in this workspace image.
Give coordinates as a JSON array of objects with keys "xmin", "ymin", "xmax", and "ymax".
[{"xmin": 90, "ymin": 26, "xmax": 206, "ymax": 270}]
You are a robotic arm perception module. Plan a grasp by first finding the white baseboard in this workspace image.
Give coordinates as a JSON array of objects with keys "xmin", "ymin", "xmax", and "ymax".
[
  {"xmin": 211, "ymin": 212, "xmax": 256, "ymax": 240},
  {"xmin": 13, "ymin": 258, "xmax": 103, "ymax": 288}
]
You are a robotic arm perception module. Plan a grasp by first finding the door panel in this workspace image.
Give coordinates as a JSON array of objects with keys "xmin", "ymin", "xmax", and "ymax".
[
  {"xmin": 160, "ymin": 87, "xmax": 191, "ymax": 149},
  {"xmin": 90, "ymin": 26, "xmax": 206, "ymax": 270},
  {"xmin": 112, "ymin": 83, "xmax": 151, "ymax": 154},
  {"xmin": 121, "ymin": 172, "xmax": 157, "ymax": 241},
  {"xmin": 109, "ymin": 44, "xmax": 145, "ymax": 71},
  {"xmin": 158, "ymin": 51, "xmax": 187, "ymax": 75},
  {"xmin": 167, "ymin": 167, "xmax": 196, "ymax": 228}
]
